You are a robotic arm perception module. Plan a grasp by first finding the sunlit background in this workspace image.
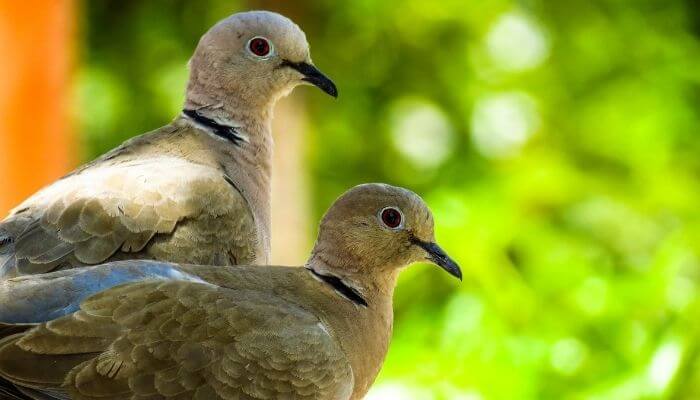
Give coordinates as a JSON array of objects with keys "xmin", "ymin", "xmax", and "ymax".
[{"xmin": 2, "ymin": 0, "xmax": 700, "ymax": 399}]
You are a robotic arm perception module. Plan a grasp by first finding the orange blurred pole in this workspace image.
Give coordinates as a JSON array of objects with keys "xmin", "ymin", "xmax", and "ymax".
[{"xmin": 0, "ymin": 0, "xmax": 75, "ymax": 216}]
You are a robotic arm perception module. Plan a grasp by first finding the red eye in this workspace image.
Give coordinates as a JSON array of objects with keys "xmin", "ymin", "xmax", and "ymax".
[
  {"xmin": 248, "ymin": 37, "xmax": 271, "ymax": 57},
  {"xmin": 380, "ymin": 207, "xmax": 402, "ymax": 229}
]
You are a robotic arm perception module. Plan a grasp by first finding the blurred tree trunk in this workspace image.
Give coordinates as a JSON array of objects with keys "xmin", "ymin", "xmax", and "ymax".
[
  {"xmin": 270, "ymin": 96, "xmax": 312, "ymax": 265},
  {"xmin": 253, "ymin": 0, "xmax": 313, "ymax": 265},
  {"xmin": 0, "ymin": 0, "xmax": 76, "ymax": 216}
]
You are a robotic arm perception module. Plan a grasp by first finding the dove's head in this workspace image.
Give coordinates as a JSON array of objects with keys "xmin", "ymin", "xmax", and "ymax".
[
  {"xmin": 310, "ymin": 184, "xmax": 461, "ymax": 282},
  {"xmin": 186, "ymin": 10, "xmax": 337, "ymax": 111}
]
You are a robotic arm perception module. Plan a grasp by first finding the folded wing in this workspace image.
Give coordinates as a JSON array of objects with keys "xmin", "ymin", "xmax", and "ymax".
[
  {"xmin": 0, "ymin": 280, "xmax": 353, "ymax": 400},
  {"xmin": 0, "ymin": 156, "xmax": 257, "ymax": 279},
  {"xmin": 0, "ymin": 260, "xmax": 204, "ymax": 324}
]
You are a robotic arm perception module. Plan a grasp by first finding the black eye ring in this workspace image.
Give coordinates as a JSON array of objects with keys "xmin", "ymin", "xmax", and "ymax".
[
  {"xmin": 379, "ymin": 207, "xmax": 403, "ymax": 229},
  {"xmin": 247, "ymin": 36, "xmax": 273, "ymax": 58}
]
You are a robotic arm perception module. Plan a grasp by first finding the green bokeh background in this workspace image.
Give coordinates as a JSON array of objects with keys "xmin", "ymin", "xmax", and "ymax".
[{"xmin": 75, "ymin": 1, "xmax": 700, "ymax": 399}]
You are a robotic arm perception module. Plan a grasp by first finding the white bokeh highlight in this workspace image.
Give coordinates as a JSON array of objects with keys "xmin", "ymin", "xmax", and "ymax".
[
  {"xmin": 390, "ymin": 98, "xmax": 455, "ymax": 169},
  {"xmin": 365, "ymin": 383, "xmax": 429, "ymax": 400},
  {"xmin": 550, "ymin": 337, "xmax": 588, "ymax": 376},
  {"xmin": 486, "ymin": 12, "xmax": 549, "ymax": 71},
  {"xmin": 470, "ymin": 92, "xmax": 540, "ymax": 158},
  {"xmin": 647, "ymin": 341, "xmax": 681, "ymax": 392}
]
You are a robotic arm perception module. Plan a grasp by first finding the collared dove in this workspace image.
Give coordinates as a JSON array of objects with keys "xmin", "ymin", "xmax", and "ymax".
[
  {"xmin": 0, "ymin": 10, "xmax": 337, "ymax": 279},
  {"xmin": 0, "ymin": 183, "xmax": 461, "ymax": 400}
]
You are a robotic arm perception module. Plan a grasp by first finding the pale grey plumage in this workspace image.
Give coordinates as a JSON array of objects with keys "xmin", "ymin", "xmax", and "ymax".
[{"xmin": 0, "ymin": 11, "xmax": 337, "ymax": 279}]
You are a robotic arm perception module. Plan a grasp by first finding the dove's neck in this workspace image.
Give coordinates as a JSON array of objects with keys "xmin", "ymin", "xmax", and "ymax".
[
  {"xmin": 180, "ymin": 263, "xmax": 393, "ymax": 400},
  {"xmin": 183, "ymin": 95, "xmax": 274, "ymax": 126},
  {"xmin": 181, "ymin": 95, "xmax": 275, "ymax": 263},
  {"xmin": 307, "ymin": 257, "xmax": 400, "ymax": 299},
  {"xmin": 304, "ymin": 257, "xmax": 397, "ymax": 400},
  {"xmin": 306, "ymin": 240, "xmax": 401, "ymax": 298}
]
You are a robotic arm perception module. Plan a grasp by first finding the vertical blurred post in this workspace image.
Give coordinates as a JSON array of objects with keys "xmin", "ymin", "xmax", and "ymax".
[
  {"xmin": 255, "ymin": 0, "xmax": 313, "ymax": 265},
  {"xmin": 0, "ymin": 0, "xmax": 75, "ymax": 216},
  {"xmin": 271, "ymin": 96, "xmax": 312, "ymax": 265}
]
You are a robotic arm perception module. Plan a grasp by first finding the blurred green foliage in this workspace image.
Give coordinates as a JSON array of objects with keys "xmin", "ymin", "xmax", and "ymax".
[{"xmin": 76, "ymin": 0, "xmax": 700, "ymax": 398}]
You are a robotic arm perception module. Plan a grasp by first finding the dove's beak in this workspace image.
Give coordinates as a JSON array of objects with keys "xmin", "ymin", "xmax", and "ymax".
[
  {"xmin": 412, "ymin": 238, "xmax": 462, "ymax": 280},
  {"xmin": 282, "ymin": 60, "xmax": 338, "ymax": 98}
]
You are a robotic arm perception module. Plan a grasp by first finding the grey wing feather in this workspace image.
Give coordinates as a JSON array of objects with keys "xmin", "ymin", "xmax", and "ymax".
[
  {"xmin": 0, "ymin": 261, "xmax": 204, "ymax": 324},
  {"xmin": 0, "ymin": 280, "xmax": 354, "ymax": 399},
  {"xmin": 0, "ymin": 229, "xmax": 14, "ymax": 278},
  {"xmin": 0, "ymin": 156, "xmax": 256, "ymax": 279},
  {"xmin": 16, "ymin": 386, "xmax": 70, "ymax": 400}
]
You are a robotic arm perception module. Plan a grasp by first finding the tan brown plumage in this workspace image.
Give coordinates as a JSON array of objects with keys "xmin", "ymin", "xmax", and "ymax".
[
  {"xmin": 0, "ymin": 183, "xmax": 461, "ymax": 399},
  {"xmin": 0, "ymin": 10, "xmax": 337, "ymax": 278}
]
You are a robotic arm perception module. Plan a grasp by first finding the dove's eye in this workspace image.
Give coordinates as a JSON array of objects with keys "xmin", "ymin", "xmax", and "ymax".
[
  {"xmin": 379, "ymin": 207, "xmax": 403, "ymax": 229},
  {"xmin": 248, "ymin": 37, "xmax": 272, "ymax": 58}
]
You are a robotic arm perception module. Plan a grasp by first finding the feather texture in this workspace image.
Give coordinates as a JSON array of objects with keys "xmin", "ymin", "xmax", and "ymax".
[
  {"xmin": 0, "ymin": 123, "xmax": 264, "ymax": 280},
  {"xmin": 0, "ymin": 278, "xmax": 353, "ymax": 400},
  {"xmin": 0, "ymin": 183, "xmax": 461, "ymax": 400}
]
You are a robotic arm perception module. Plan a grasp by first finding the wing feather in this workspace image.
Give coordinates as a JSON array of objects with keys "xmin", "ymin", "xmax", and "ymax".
[
  {"xmin": 0, "ymin": 280, "xmax": 353, "ymax": 399},
  {"xmin": 0, "ymin": 156, "xmax": 257, "ymax": 279}
]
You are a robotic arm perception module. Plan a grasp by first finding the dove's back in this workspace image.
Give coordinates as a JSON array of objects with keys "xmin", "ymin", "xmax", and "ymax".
[
  {"xmin": 0, "ymin": 264, "xmax": 355, "ymax": 400},
  {"xmin": 0, "ymin": 121, "xmax": 265, "ymax": 279}
]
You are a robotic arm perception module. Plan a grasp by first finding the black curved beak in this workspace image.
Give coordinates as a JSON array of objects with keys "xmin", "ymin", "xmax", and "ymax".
[
  {"xmin": 412, "ymin": 238, "xmax": 462, "ymax": 280},
  {"xmin": 282, "ymin": 60, "xmax": 338, "ymax": 98}
]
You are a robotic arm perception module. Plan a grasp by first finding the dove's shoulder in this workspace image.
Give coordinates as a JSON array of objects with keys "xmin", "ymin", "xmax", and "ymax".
[{"xmin": 64, "ymin": 122, "xmax": 184, "ymax": 179}]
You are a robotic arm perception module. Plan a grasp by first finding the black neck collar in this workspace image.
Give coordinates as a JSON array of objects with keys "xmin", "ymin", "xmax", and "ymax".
[
  {"xmin": 308, "ymin": 268, "xmax": 368, "ymax": 307},
  {"xmin": 183, "ymin": 109, "xmax": 245, "ymax": 147}
]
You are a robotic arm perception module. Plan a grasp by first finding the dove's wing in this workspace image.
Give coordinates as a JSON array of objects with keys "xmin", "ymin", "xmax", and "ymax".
[
  {"xmin": 0, "ymin": 280, "xmax": 354, "ymax": 400},
  {"xmin": 0, "ymin": 260, "xmax": 204, "ymax": 324},
  {"xmin": 0, "ymin": 154, "xmax": 259, "ymax": 279}
]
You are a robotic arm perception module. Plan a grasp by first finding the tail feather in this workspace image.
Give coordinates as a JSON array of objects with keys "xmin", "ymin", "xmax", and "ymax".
[
  {"xmin": 0, "ymin": 334, "xmax": 75, "ymax": 400},
  {"xmin": 16, "ymin": 385, "xmax": 69, "ymax": 400},
  {"xmin": 0, "ymin": 382, "xmax": 30, "ymax": 400},
  {"xmin": 0, "ymin": 228, "xmax": 16, "ymax": 279},
  {"xmin": 0, "ymin": 379, "xmax": 69, "ymax": 400},
  {"xmin": 0, "ymin": 322, "xmax": 32, "ymax": 338}
]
